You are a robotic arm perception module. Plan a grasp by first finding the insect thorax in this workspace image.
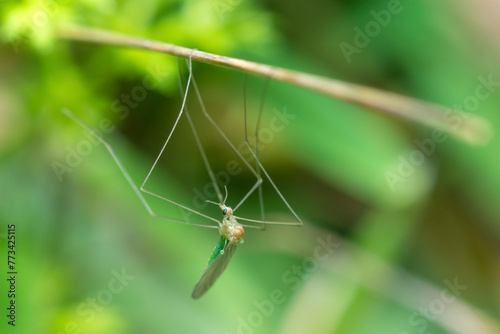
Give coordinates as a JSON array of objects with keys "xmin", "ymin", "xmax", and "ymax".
[{"xmin": 221, "ymin": 216, "xmax": 244, "ymax": 242}]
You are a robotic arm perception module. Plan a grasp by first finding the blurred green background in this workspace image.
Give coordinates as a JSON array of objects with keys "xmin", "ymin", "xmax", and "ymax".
[{"xmin": 1, "ymin": 0, "xmax": 500, "ymax": 333}]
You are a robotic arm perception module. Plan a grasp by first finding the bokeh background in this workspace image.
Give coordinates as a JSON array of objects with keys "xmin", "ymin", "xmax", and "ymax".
[{"xmin": 1, "ymin": 0, "xmax": 500, "ymax": 333}]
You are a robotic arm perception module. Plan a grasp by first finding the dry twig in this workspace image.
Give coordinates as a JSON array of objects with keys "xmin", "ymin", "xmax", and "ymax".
[{"xmin": 57, "ymin": 24, "xmax": 492, "ymax": 145}]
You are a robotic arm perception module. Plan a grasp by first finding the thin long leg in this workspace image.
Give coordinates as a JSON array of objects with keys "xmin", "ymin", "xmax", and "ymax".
[
  {"xmin": 182, "ymin": 66, "xmax": 301, "ymax": 227},
  {"xmin": 177, "ymin": 59, "xmax": 224, "ymax": 203},
  {"xmin": 255, "ymin": 75, "xmax": 270, "ymax": 224},
  {"xmin": 140, "ymin": 52, "xmax": 194, "ymax": 200},
  {"xmin": 61, "ymin": 108, "xmax": 220, "ymax": 228},
  {"xmin": 241, "ymin": 76, "xmax": 303, "ymax": 227},
  {"xmin": 179, "ymin": 60, "xmax": 264, "ymax": 230},
  {"xmin": 186, "ymin": 62, "xmax": 263, "ymax": 213},
  {"xmin": 242, "ymin": 74, "xmax": 266, "ymax": 230}
]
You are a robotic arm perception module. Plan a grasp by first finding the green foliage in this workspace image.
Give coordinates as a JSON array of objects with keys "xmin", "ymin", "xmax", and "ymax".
[{"xmin": 1, "ymin": 1, "xmax": 500, "ymax": 334}]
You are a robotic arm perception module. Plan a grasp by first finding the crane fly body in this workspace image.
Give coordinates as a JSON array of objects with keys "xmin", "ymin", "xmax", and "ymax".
[{"xmin": 192, "ymin": 196, "xmax": 244, "ymax": 299}]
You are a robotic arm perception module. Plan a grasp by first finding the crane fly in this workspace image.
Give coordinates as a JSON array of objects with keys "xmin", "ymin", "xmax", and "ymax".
[{"xmin": 62, "ymin": 50, "xmax": 303, "ymax": 299}]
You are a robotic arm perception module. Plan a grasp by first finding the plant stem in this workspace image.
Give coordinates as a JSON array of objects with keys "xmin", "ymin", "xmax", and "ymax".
[{"xmin": 57, "ymin": 24, "xmax": 491, "ymax": 145}]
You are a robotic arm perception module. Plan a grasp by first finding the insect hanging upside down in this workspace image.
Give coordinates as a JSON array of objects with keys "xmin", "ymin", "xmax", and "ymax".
[
  {"xmin": 61, "ymin": 50, "xmax": 303, "ymax": 301},
  {"xmin": 192, "ymin": 194, "xmax": 245, "ymax": 299}
]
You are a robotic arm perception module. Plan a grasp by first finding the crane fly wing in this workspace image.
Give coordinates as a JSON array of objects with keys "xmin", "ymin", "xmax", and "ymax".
[{"xmin": 192, "ymin": 236, "xmax": 238, "ymax": 299}]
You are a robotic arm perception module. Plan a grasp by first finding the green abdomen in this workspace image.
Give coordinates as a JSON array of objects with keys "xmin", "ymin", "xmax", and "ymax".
[{"xmin": 208, "ymin": 235, "xmax": 228, "ymax": 264}]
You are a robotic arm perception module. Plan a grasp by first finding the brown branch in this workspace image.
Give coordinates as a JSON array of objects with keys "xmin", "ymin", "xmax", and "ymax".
[{"xmin": 57, "ymin": 24, "xmax": 492, "ymax": 145}]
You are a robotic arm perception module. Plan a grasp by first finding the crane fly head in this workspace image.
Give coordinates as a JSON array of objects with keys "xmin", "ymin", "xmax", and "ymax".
[
  {"xmin": 220, "ymin": 204, "xmax": 233, "ymax": 217},
  {"xmin": 206, "ymin": 185, "xmax": 233, "ymax": 217},
  {"xmin": 206, "ymin": 200, "xmax": 233, "ymax": 217}
]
